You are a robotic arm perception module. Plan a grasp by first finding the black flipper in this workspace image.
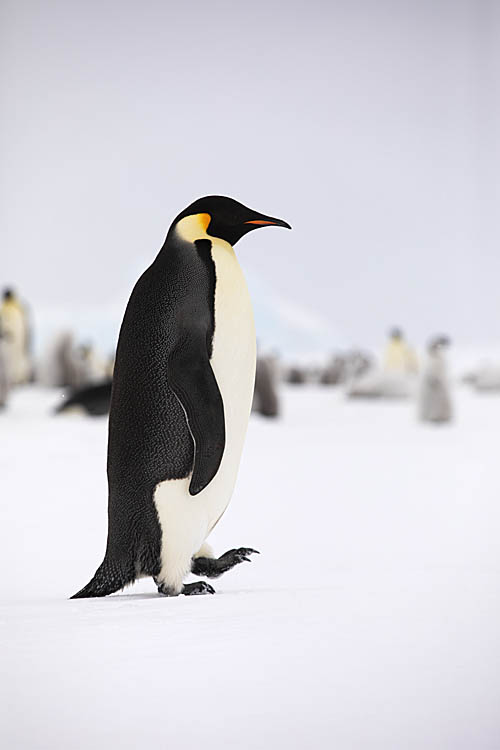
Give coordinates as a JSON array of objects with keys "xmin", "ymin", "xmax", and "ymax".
[
  {"xmin": 70, "ymin": 556, "xmax": 133, "ymax": 599},
  {"xmin": 168, "ymin": 336, "xmax": 225, "ymax": 496}
]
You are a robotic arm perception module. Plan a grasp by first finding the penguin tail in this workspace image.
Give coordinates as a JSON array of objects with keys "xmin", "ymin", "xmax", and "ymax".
[{"xmin": 70, "ymin": 557, "xmax": 133, "ymax": 599}]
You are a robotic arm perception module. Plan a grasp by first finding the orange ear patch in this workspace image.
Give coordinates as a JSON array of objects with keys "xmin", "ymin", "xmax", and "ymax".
[{"xmin": 197, "ymin": 213, "xmax": 211, "ymax": 231}]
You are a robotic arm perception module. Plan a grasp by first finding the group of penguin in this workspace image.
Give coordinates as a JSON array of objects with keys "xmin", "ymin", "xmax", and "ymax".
[
  {"xmin": 40, "ymin": 333, "xmax": 111, "ymax": 392},
  {"xmin": 280, "ymin": 329, "xmax": 454, "ymax": 424},
  {"xmin": 385, "ymin": 327, "xmax": 453, "ymax": 423},
  {"xmin": 341, "ymin": 328, "xmax": 453, "ymax": 423}
]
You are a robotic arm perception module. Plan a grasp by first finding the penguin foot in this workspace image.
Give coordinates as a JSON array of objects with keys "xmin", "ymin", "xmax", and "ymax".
[
  {"xmin": 182, "ymin": 581, "xmax": 216, "ymax": 596},
  {"xmin": 156, "ymin": 580, "xmax": 215, "ymax": 596},
  {"xmin": 192, "ymin": 548, "xmax": 260, "ymax": 578}
]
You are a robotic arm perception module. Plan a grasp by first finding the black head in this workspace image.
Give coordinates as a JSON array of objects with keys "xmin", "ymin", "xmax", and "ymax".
[
  {"xmin": 172, "ymin": 195, "xmax": 291, "ymax": 246},
  {"xmin": 428, "ymin": 334, "xmax": 451, "ymax": 353},
  {"xmin": 389, "ymin": 327, "xmax": 404, "ymax": 341}
]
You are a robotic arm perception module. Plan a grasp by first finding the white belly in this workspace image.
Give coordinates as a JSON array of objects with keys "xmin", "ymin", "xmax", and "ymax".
[{"xmin": 153, "ymin": 238, "xmax": 256, "ymax": 592}]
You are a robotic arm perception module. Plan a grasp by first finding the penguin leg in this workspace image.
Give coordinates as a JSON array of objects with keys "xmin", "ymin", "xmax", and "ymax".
[
  {"xmin": 154, "ymin": 543, "xmax": 216, "ymax": 596},
  {"xmin": 191, "ymin": 548, "xmax": 260, "ymax": 579}
]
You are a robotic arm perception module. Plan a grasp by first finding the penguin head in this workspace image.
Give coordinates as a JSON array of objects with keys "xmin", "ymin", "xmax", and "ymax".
[
  {"xmin": 172, "ymin": 196, "xmax": 291, "ymax": 246},
  {"xmin": 389, "ymin": 327, "xmax": 404, "ymax": 341},
  {"xmin": 428, "ymin": 335, "xmax": 451, "ymax": 353}
]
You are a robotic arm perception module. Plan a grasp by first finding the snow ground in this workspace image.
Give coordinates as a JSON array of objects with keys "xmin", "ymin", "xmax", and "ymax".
[{"xmin": 1, "ymin": 384, "xmax": 500, "ymax": 749}]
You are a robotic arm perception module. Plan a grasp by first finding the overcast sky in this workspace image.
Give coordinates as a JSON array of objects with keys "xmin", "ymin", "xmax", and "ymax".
[{"xmin": 1, "ymin": 0, "xmax": 499, "ymax": 352}]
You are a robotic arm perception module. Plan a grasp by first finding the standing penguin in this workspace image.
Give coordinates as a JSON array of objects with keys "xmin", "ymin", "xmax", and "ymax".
[
  {"xmin": 253, "ymin": 355, "xmax": 280, "ymax": 418},
  {"xmin": 419, "ymin": 335, "xmax": 453, "ymax": 423},
  {"xmin": 0, "ymin": 319, "xmax": 9, "ymax": 409},
  {"xmin": 72, "ymin": 196, "xmax": 290, "ymax": 598},
  {"xmin": 383, "ymin": 327, "xmax": 418, "ymax": 374},
  {"xmin": 0, "ymin": 289, "xmax": 31, "ymax": 385}
]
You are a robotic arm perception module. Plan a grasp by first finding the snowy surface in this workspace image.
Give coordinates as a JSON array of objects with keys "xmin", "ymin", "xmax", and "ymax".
[{"xmin": 1, "ymin": 384, "xmax": 500, "ymax": 749}]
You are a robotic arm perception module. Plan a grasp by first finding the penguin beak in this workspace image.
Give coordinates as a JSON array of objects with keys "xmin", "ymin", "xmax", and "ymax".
[{"xmin": 244, "ymin": 214, "xmax": 291, "ymax": 230}]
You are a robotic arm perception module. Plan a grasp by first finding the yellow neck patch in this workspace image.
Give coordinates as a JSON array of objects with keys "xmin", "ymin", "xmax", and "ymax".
[{"xmin": 176, "ymin": 213, "xmax": 212, "ymax": 243}]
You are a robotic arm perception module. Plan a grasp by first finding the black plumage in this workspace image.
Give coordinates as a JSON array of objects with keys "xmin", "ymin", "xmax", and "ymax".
[
  {"xmin": 72, "ymin": 231, "xmax": 221, "ymax": 597},
  {"xmin": 71, "ymin": 196, "xmax": 290, "ymax": 599}
]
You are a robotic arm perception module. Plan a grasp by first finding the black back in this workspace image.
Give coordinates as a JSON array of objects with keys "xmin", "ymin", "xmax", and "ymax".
[{"xmin": 103, "ymin": 233, "xmax": 217, "ymax": 578}]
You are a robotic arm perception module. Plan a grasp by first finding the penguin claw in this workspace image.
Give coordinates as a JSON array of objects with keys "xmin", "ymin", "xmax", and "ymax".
[
  {"xmin": 238, "ymin": 548, "xmax": 259, "ymax": 561},
  {"xmin": 183, "ymin": 581, "xmax": 215, "ymax": 596},
  {"xmin": 216, "ymin": 548, "xmax": 259, "ymax": 567},
  {"xmin": 191, "ymin": 548, "xmax": 260, "ymax": 579},
  {"xmin": 228, "ymin": 547, "xmax": 260, "ymax": 560}
]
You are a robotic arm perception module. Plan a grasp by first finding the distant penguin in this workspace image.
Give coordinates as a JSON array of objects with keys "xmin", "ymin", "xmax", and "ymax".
[
  {"xmin": 419, "ymin": 335, "xmax": 452, "ymax": 423},
  {"xmin": 55, "ymin": 380, "xmax": 113, "ymax": 416},
  {"xmin": 287, "ymin": 366, "xmax": 307, "ymax": 384},
  {"xmin": 253, "ymin": 356, "xmax": 280, "ymax": 417},
  {"xmin": 463, "ymin": 362, "xmax": 500, "ymax": 392},
  {"xmin": 70, "ymin": 342, "xmax": 107, "ymax": 388},
  {"xmin": 40, "ymin": 333, "xmax": 108, "ymax": 389},
  {"xmin": 71, "ymin": 196, "xmax": 291, "ymax": 598},
  {"xmin": 37, "ymin": 331, "xmax": 75, "ymax": 387},
  {"xmin": 384, "ymin": 327, "xmax": 418, "ymax": 374},
  {"xmin": 0, "ymin": 289, "xmax": 31, "ymax": 385},
  {"xmin": 0, "ymin": 321, "xmax": 9, "ymax": 409},
  {"xmin": 320, "ymin": 355, "xmax": 345, "ymax": 385},
  {"xmin": 321, "ymin": 350, "xmax": 373, "ymax": 385}
]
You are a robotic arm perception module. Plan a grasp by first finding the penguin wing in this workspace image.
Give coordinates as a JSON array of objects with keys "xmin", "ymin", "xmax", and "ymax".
[{"xmin": 168, "ymin": 337, "xmax": 225, "ymax": 496}]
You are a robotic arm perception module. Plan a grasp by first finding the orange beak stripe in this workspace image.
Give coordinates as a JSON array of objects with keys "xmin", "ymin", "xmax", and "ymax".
[{"xmin": 244, "ymin": 220, "xmax": 278, "ymax": 225}]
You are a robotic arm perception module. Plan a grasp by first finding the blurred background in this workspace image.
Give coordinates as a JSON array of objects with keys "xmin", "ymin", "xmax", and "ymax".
[
  {"xmin": 2, "ymin": 2, "xmax": 500, "ymax": 749},
  {"xmin": 1, "ymin": 0, "xmax": 500, "ymax": 404},
  {"xmin": 1, "ymin": 0, "xmax": 500, "ymax": 360}
]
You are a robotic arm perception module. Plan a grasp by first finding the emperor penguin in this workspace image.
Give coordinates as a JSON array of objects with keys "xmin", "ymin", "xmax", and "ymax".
[
  {"xmin": 55, "ymin": 379, "xmax": 112, "ymax": 416},
  {"xmin": 0, "ymin": 288, "xmax": 31, "ymax": 385},
  {"xmin": 71, "ymin": 196, "xmax": 291, "ymax": 598},
  {"xmin": 253, "ymin": 356, "xmax": 280, "ymax": 417},
  {"xmin": 383, "ymin": 327, "xmax": 418, "ymax": 374},
  {"xmin": 0, "ymin": 320, "xmax": 9, "ymax": 409}
]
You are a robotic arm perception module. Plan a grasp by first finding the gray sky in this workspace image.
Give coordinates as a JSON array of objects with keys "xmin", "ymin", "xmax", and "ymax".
[{"xmin": 1, "ymin": 0, "xmax": 499, "ymax": 351}]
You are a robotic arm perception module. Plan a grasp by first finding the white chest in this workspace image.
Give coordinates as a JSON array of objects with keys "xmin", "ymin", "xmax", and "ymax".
[
  {"xmin": 210, "ymin": 238, "xmax": 256, "ymax": 435},
  {"xmin": 153, "ymin": 234, "xmax": 256, "ymax": 592}
]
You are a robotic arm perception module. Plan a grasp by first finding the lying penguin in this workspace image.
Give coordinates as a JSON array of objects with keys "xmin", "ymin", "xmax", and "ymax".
[
  {"xmin": 55, "ymin": 380, "xmax": 112, "ymax": 416},
  {"xmin": 71, "ymin": 196, "xmax": 290, "ymax": 598},
  {"xmin": 418, "ymin": 335, "xmax": 453, "ymax": 423}
]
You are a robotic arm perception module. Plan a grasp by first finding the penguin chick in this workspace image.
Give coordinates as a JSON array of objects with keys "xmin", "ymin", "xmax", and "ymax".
[
  {"xmin": 253, "ymin": 356, "xmax": 280, "ymax": 417},
  {"xmin": 419, "ymin": 335, "xmax": 453, "ymax": 423}
]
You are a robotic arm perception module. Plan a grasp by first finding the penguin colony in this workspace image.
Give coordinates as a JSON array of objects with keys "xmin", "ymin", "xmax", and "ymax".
[{"xmin": 72, "ymin": 196, "xmax": 290, "ymax": 598}]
